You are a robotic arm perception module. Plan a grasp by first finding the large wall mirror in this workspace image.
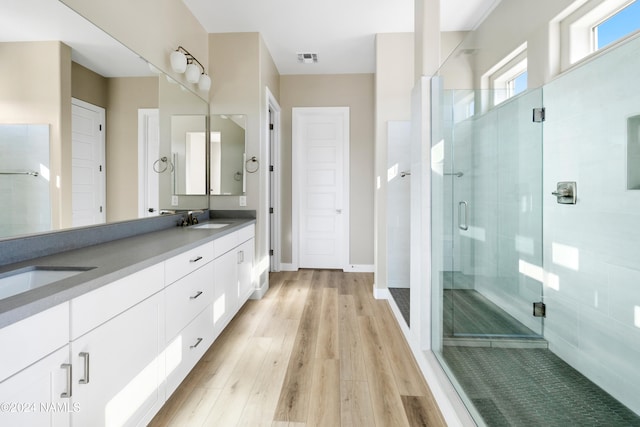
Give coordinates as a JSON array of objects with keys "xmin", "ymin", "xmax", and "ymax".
[
  {"xmin": 0, "ymin": 0, "xmax": 209, "ymax": 240},
  {"xmin": 210, "ymin": 114, "xmax": 246, "ymax": 196}
]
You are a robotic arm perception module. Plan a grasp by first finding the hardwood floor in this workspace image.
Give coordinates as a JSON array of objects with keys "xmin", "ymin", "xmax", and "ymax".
[{"xmin": 149, "ymin": 270, "xmax": 445, "ymax": 427}]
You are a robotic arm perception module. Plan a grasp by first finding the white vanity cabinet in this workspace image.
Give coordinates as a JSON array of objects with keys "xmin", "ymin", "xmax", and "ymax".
[
  {"xmin": 0, "ymin": 303, "xmax": 71, "ymax": 427},
  {"xmin": 69, "ymin": 264, "xmax": 165, "ymax": 427},
  {"xmin": 212, "ymin": 225, "xmax": 255, "ymax": 335},
  {"xmin": 163, "ymin": 241, "xmax": 216, "ymax": 396}
]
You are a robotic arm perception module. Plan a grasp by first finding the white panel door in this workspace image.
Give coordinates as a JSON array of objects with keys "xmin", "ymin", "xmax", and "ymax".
[
  {"xmin": 293, "ymin": 107, "xmax": 349, "ymax": 269},
  {"xmin": 72, "ymin": 99, "xmax": 105, "ymax": 227}
]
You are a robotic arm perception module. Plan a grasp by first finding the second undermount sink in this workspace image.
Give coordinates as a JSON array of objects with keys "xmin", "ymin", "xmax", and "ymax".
[
  {"xmin": 191, "ymin": 223, "xmax": 230, "ymax": 229},
  {"xmin": 0, "ymin": 266, "xmax": 96, "ymax": 300}
]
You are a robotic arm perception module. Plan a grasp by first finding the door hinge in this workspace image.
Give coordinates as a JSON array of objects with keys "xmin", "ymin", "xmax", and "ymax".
[
  {"xmin": 532, "ymin": 108, "xmax": 545, "ymax": 123},
  {"xmin": 269, "ymin": 123, "xmax": 274, "ymax": 130},
  {"xmin": 533, "ymin": 302, "xmax": 546, "ymax": 317},
  {"xmin": 99, "ymin": 165, "xmax": 102, "ymax": 172},
  {"xmin": 99, "ymin": 206, "xmax": 103, "ymax": 213},
  {"xmin": 269, "ymin": 165, "xmax": 274, "ymax": 172},
  {"xmin": 269, "ymin": 249, "xmax": 274, "ymax": 256},
  {"xmin": 99, "ymin": 124, "xmax": 103, "ymax": 131},
  {"xmin": 269, "ymin": 207, "xmax": 274, "ymax": 214}
]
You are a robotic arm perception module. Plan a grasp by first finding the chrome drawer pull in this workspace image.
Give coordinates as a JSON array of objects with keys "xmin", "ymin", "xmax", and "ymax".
[
  {"xmin": 190, "ymin": 291, "xmax": 203, "ymax": 300},
  {"xmin": 190, "ymin": 337, "xmax": 203, "ymax": 349},
  {"xmin": 189, "ymin": 256, "xmax": 203, "ymax": 263},
  {"xmin": 79, "ymin": 352, "xmax": 90, "ymax": 384},
  {"xmin": 60, "ymin": 363, "xmax": 72, "ymax": 398}
]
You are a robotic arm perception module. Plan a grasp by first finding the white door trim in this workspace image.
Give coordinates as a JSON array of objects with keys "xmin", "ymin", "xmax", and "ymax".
[
  {"xmin": 266, "ymin": 87, "xmax": 282, "ymax": 272},
  {"xmin": 292, "ymin": 106, "xmax": 350, "ymax": 270}
]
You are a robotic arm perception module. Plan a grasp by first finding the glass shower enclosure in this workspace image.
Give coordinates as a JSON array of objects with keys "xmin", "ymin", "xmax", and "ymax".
[{"xmin": 432, "ymin": 85, "xmax": 544, "ymax": 348}]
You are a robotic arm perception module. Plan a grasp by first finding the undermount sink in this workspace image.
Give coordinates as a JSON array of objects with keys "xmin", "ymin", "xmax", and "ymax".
[
  {"xmin": 191, "ymin": 223, "xmax": 230, "ymax": 229},
  {"xmin": 0, "ymin": 266, "xmax": 96, "ymax": 299}
]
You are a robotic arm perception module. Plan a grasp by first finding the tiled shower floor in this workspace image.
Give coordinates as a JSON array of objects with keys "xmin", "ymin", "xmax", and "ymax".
[
  {"xmin": 441, "ymin": 288, "xmax": 640, "ymax": 426},
  {"xmin": 389, "ymin": 287, "xmax": 410, "ymax": 326},
  {"xmin": 443, "ymin": 346, "xmax": 640, "ymax": 426}
]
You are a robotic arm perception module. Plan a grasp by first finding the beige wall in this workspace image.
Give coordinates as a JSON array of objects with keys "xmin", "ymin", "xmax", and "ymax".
[
  {"xmin": 72, "ymin": 62, "xmax": 108, "ymax": 108},
  {"xmin": 0, "ymin": 41, "xmax": 71, "ymax": 229},
  {"xmin": 106, "ymin": 77, "xmax": 158, "ymax": 222},
  {"xmin": 280, "ymin": 74, "xmax": 375, "ymax": 266}
]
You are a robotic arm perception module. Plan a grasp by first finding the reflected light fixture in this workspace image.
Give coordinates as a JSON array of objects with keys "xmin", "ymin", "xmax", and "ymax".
[{"xmin": 170, "ymin": 46, "xmax": 211, "ymax": 91}]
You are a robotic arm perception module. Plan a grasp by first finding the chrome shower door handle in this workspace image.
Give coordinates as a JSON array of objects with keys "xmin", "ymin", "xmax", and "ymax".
[{"xmin": 458, "ymin": 201, "xmax": 469, "ymax": 231}]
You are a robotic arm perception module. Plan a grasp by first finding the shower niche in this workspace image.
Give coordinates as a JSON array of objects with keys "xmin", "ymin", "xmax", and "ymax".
[{"xmin": 627, "ymin": 114, "xmax": 640, "ymax": 190}]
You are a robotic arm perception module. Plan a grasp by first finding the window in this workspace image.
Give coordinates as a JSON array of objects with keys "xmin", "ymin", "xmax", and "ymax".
[
  {"xmin": 594, "ymin": 0, "xmax": 640, "ymax": 49},
  {"xmin": 492, "ymin": 57, "xmax": 528, "ymax": 106},
  {"xmin": 561, "ymin": 0, "xmax": 640, "ymax": 69}
]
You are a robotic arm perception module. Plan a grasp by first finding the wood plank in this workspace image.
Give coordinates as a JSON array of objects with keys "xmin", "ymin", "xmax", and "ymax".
[
  {"xmin": 340, "ymin": 380, "xmax": 375, "ymax": 427},
  {"xmin": 351, "ymin": 273, "xmax": 374, "ymax": 317},
  {"xmin": 315, "ymin": 287, "xmax": 339, "ymax": 359},
  {"xmin": 273, "ymin": 288, "xmax": 323, "ymax": 422},
  {"xmin": 401, "ymin": 395, "xmax": 447, "ymax": 427},
  {"xmin": 164, "ymin": 386, "xmax": 222, "ymax": 427},
  {"xmin": 358, "ymin": 315, "xmax": 410, "ymax": 427},
  {"xmin": 202, "ymin": 337, "xmax": 272, "ymax": 426},
  {"xmin": 373, "ymin": 300, "xmax": 430, "ymax": 396},
  {"xmin": 237, "ymin": 320, "xmax": 299, "ymax": 426},
  {"xmin": 307, "ymin": 359, "xmax": 341, "ymax": 427},
  {"xmin": 338, "ymin": 295, "xmax": 368, "ymax": 381}
]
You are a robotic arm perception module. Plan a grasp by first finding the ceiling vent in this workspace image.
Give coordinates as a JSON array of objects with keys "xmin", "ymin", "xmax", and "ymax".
[{"xmin": 297, "ymin": 53, "xmax": 318, "ymax": 64}]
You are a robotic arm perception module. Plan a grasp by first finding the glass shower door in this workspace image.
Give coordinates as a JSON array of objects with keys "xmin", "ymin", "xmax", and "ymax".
[{"xmin": 445, "ymin": 88, "xmax": 544, "ymax": 340}]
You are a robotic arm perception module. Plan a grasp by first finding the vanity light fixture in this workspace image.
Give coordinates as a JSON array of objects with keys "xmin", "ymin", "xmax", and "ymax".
[{"xmin": 170, "ymin": 46, "xmax": 211, "ymax": 91}]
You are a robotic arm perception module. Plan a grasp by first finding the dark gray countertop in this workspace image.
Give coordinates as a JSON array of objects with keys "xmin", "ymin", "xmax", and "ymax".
[{"xmin": 0, "ymin": 218, "xmax": 255, "ymax": 329}]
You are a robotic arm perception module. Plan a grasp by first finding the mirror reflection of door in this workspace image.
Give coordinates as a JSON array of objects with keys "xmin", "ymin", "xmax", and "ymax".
[
  {"xmin": 138, "ymin": 109, "xmax": 160, "ymax": 217},
  {"xmin": 71, "ymin": 98, "xmax": 106, "ymax": 227},
  {"xmin": 170, "ymin": 115, "xmax": 207, "ymax": 196},
  {"xmin": 210, "ymin": 115, "xmax": 246, "ymax": 195}
]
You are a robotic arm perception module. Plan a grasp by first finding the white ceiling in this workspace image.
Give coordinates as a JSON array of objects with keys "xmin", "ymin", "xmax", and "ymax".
[{"xmin": 184, "ymin": 0, "xmax": 499, "ymax": 75}]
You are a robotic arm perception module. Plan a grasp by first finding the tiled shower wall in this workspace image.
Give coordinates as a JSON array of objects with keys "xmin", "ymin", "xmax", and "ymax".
[
  {"xmin": 0, "ymin": 125, "xmax": 50, "ymax": 237},
  {"xmin": 543, "ymin": 35, "xmax": 640, "ymax": 415}
]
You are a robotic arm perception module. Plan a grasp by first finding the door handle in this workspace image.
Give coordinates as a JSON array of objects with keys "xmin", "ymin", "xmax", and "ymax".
[
  {"xmin": 458, "ymin": 201, "xmax": 469, "ymax": 231},
  {"xmin": 60, "ymin": 363, "xmax": 72, "ymax": 398},
  {"xmin": 79, "ymin": 352, "xmax": 90, "ymax": 384}
]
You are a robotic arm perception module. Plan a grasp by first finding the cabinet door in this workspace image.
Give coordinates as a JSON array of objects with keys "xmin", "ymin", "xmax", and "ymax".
[
  {"xmin": 0, "ymin": 346, "xmax": 71, "ymax": 427},
  {"xmin": 237, "ymin": 238, "xmax": 254, "ymax": 305},
  {"xmin": 213, "ymin": 249, "xmax": 238, "ymax": 335},
  {"xmin": 70, "ymin": 292, "xmax": 165, "ymax": 427}
]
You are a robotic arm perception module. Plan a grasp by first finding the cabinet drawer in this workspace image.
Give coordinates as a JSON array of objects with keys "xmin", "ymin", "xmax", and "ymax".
[
  {"xmin": 237, "ymin": 224, "xmax": 255, "ymax": 244},
  {"xmin": 213, "ymin": 231, "xmax": 238, "ymax": 258},
  {"xmin": 165, "ymin": 305, "xmax": 215, "ymax": 396},
  {"xmin": 70, "ymin": 263, "xmax": 164, "ymax": 340},
  {"xmin": 165, "ymin": 262, "xmax": 214, "ymax": 340},
  {"xmin": 0, "ymin": 303, "xmax": 69, "ymax": 382},
  {"xmin": 165, "ymin": 241, "xmax": 215, "ymax": 285}
]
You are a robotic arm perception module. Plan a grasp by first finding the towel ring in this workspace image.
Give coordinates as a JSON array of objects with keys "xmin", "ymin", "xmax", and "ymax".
[
  {"xmin": 153, "ymin": 156, "xmax": 174, "ymax": 173},
  {"xmin": 245, "ymin": 156, "xmax": 259, "ymax": 173}
]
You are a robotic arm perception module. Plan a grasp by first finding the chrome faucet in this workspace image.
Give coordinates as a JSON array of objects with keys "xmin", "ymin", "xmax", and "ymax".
[{"xmin": 178, "ymin": 210, "xmax": 203, "ymax": 226}]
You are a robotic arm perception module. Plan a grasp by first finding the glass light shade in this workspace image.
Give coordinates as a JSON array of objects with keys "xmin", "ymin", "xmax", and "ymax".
[
  {"xmin": 185, "ymin": 63, "xmax": 200, "ymax": 83},
  {"xmin": 198, "ymin": 74, "xmax": 211, "ymax": 91},
  {"xmin": 170, "ymin": 50, "xmax": 187, "ymax": 73}
]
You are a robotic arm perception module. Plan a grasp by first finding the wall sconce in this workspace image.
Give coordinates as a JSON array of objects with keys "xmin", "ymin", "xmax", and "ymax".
[{"xmin": 170, "ymin": 46, "xmax": 211, "ymax": 92}]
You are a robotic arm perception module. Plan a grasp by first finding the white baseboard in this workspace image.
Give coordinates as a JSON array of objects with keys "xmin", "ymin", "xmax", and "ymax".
[
  {"xmin": 344, "ymin": 264, "xmax": 374, "ymax": 272},
  {"xmin": 279, "ymin": 263, "xmax": 297, "ymax": 271},
  {"xmin": 372, "ymin": 284, "xmax": 390, "ymax": 300}
]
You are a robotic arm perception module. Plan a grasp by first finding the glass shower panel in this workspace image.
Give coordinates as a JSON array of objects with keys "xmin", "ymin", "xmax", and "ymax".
[
  {"xmin": 444, "ymin": 89, "xmax": 544, "ymax": 340},
  {"xmin": 0, "ymin": 124, "xmax": 50, "ymax": 238}
]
